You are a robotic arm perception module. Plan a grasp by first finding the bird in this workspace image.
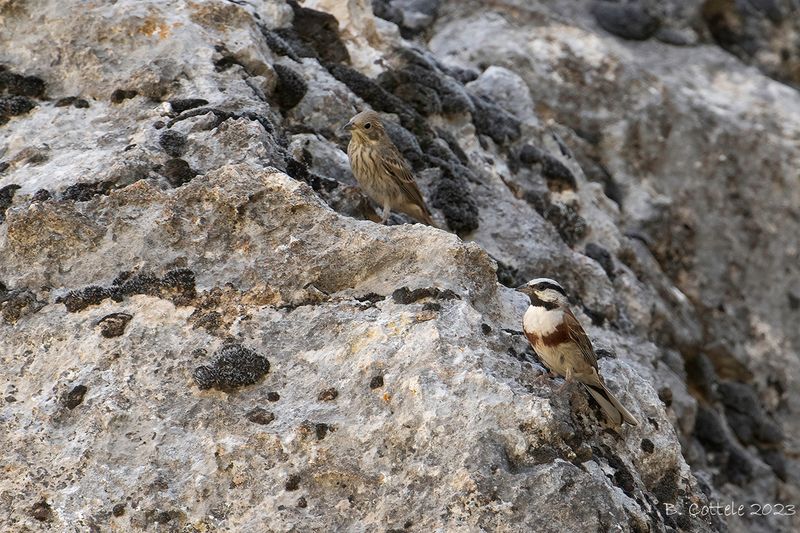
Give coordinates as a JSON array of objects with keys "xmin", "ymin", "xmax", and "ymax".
[
  {"xmin": 343, "ymin": 110, "xmax": 435, "ymax": 226},
  {"xmin": 516, "ymin": 278, "xmax": 639, "ymax": 426}
]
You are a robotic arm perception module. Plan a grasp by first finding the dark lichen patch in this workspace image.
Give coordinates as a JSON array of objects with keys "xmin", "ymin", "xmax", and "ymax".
[
  {"xmin": 657, "ymin": 387, "xmax": 673, "ymax": 407},
  {"xmin": 31, "ymin": 189, "xmax": 51, "ymax": 202},
  {"xmin": 318, "ymin": 387, "xmax": 338, "ymax": 401},
  {"xmin": 591, "ymin": 1, "xmax": 660, "ymax": 41},
  {"xmin": 169, "ymin": 98, "xmax": 209, "ymax": 113},
  {"xmin": 379, "ymin": 48, "xmax": 472, "ymax": 116},
  {"xmin": 429, "ymin": 165, "xmax": 479, "ymax": 234},
  {"xmin": 57, "ymin": 286, "xmax": 112, "ymax": 313},
  {"xmin": 159, "ymin": 129, "xmax": 187, "ymax": 157},
  {"xmin": 55, "ymin": 96, "xmax": 89, "ymax": 108},
  {"xmin": 31, "ymin": 499, "xmax": 53, "ymax": 522},
  {"xmin": 0, "ymin": 183, "xmax": 20, "ymax": 224},
  {"xmin": 59, "ymin": 269, "xmax": 198, "ymax": 312},
  {"xmin": 110, "ymin": 88, "xmax": 137, "ymax": 103},
  {"xmin": 528, "ymin": 193, "xmax": 587, "ymax": 247},
  {"xmin": 284, "ymin": 154, "xmax": 338, "ymax": 192},
  {"xmin": 193, "ymin": 344, "xmax": 270, "ymax": 392},
  {"xmin": 97, "ymin": 312, "xmax": 133, "ymax": 338},
  {"xmin": 391, "ymin": 286, "xmax": 460, "ymax": 304},
  {"xmin": 285, "ymin": 474, "xmax": 301, "ymax": 491},
  {"xmin": 518, "ymin": 145, "xmax": 577, "ymax": 191},
  {"xmin": 61, "ymin": 180, "xmax": 113, "ymax": 202},
  {"xmin": 494, "ymin": 258, "xmax": 521, "ymax": 288},
  {"xmin": 369, "ymin": 375, "xmax": 384, "ymax": 389},
  {"xmin": 325, "ymin": 64, "xmax": 429, "ymax": 138},
  {"xmin": 296, "ymin": 496, "xmax": 307, "ymax": 508},
  {"xmin": 0, "ymin": 70, "xmax": 45, "ymax": 98},
  {"xmin": 315, "ymin": 422, "xmax": 331, "ymax": 440},
  {"xmin": 641, "ymin": 438, "xmax": 655, "ymax": 454},
  {"xmin": 286, "ymin": 0, "xmax": 350, "ymax": 64},
  {"xmin": 64, "ymin": 384, "xmax": 88, "ymax": 409},
  {"xmin": 112, "ymin": 503, "xmax": 126, "ymax": 517},
  {"xmin": 161, "ymin": 158, "xmax": 198, "ymax": 187},
  {"xmin": 0, "ymin": 284, "xmax": 45, "ymax": 324},
  {"xmin": 584, "ymin": 243, "xmax": 615, "ymax": 279},
  {"xmin": 246, "ymin": 407, "xmax": 275, "ymax": 425},
  {"xmin": 469, "ymin": 94, "xmax": 520, "ymax": 145},
  {"xmin": 0, "ymin": 95, "xmax": 36, "ymax": 123},
  {"xmin": 261, "ymin": 28, "xmax": 302, "ymax": 62},
  {"xmin": 272, "ymin": 64, "xmax": 307, "ymax": 111}
]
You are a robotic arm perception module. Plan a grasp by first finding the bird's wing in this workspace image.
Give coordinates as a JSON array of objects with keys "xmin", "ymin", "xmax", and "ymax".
[
  {"xmin": 564, "ymin": 308, "xmax": 598, "ymax": 371},
  {"xmin": 380, "ymin": 143, "xmax": 431, "ymax": 214}
]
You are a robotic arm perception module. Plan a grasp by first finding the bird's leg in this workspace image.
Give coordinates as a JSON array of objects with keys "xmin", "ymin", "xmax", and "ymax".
[
  {"xmin": 534, "ymin": 369, "xmax": 557, "ymax": 384},
  {"xmin": 556, "ymin": 369, "xmax": 574, "ymax": 393},
  {"xmin": 380, "ymin": 203, "xmax": 391, "ymax": 225}
]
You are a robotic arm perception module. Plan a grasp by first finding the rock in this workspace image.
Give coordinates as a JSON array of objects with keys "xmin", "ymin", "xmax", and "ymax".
[
  {"xmin": 1, "ymin": 0, "xmax": 799, "ymax": 531},
  {"xmin": 590, "ymin": 1, "xmax": 661, "ymax": 41}
]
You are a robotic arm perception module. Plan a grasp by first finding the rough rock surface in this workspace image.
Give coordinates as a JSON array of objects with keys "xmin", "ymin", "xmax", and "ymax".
[{"xmin": 1, "ymin": 1, "xmax": 798, "ymax": 532}]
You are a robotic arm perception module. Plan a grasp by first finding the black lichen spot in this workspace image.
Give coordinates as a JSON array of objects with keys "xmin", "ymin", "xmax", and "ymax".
[
  {"xmin": 1, "ymin": 286, "xmax": 44, "ymax": 324},
  {"xmin": 73, "ymin": 98, "xmax": 89, "ymax": 108},
  {"xmin": 0, "ymin": 161, "xmax": 8, "ymax": 173},
  {"xmin": 272, "ymin": 64, "xmax": 307, "ymax": 111},
  {"xmin": 296, "ymin": 496, "xmax": 307, "ymax": 508},
  {"xmin": 326, "ymin": 64, "xmax": 429, "ymax": 138},
  {"xmin": 55, "ymin": 96, "xmax": 77, "ymax": 107},
  {"xmin": 162, "ymin": 158, "xmax": 198, "ymax": 187},
  {"xmin": 657, "ymin": 386, "xmax": 673, "ymax": 407},
  {"xmin": 693, "ymin": 405, "xmax": 728, "ymax": 452},
  {"xmin": 315, "ymin": 423, "xmax": 331, "ymax": 440},
  {"xmin": 267, "ymin": 391, "xmax": 280, "ymax": 402},
  {"xmin": 97, "ymin": 312, "xmax": 133, "ymax": 338},
  {"xmin": 519, "ymin": 145, "xmax": 577, "ymax": 191},
  {"xmin": 246, "ymin": 407, "xmax": 275, "ymax": 425},
  {"xmin": 32, "ymin": 189, "xmax": 51, "ymax": 202},
  {"xmin": 391, "ymin": 287, "xmax": 460, "ymax": 304},
  {"xmin": 284, "ymin": 154, "xmax": 338, "ymax": 192},
  {"xmin": 318, "ymin": 387, "xmax": 338, "ymax": 401},
  {"xmin": 159, "ymin": 129, "xmax": 187, "ymax": 157},
  {"xmin": 57, "ymin": 286, "xmax": 111, "ymax": 312},
  {"xmin": 641, "ymin": 438, "xmax": 655, "ymax": 454},
  {"xmin": 469, "ymin": 94, "xmax": 520, "ymax": 145},
  {"xmin": 494, "ymin": 259, "xmax": 520, "ymax": 288},
  {"xmin": 193, "ymin": 344, "xmax": 270, "ymax": 392},
  {"xmin": 369, "ymin": 375, "xmax": 384, "ymax": 389},
  {"xmin": 110, "ymin": 89, "xmax": 137, "ymax": 103},
  {"xmin": 584, "ymin": 242, "xmax": 615, "ymax": 279},
  {"xmin": 64, "ymin": 384, "xmax": 88, "ymax": 409},
  {"xmin": 422, "ymin": 302, "xmax": 441, "ymax": 312},
  {"xmin": 0, "ymin": 95, "xmax": 36, "ymax": 122},
  {"xmin": 591, "ymin": 1, "xmax": 660, "ymax": 41},
  {"xmin": 0, "ymin": 70, "xmax": 45, "ymax": 98},
  {"xmin": 287, "ymin": 0, "xmax": 350, "ymax": 64},
  {"xmin": 169, "ymin": 98, "xmax": 209, "ymax": 113},
  {"xmin": 112, "ymin": 503, "xmax": 126, "ymax": 517},
  {"xmin": 0, "ymin": 184, "xmax": 20, "ymax": 224},
  {"xmin": 532, "ymin": 196, "xmax": 587, "ymax": 247},
  {"xmin": 31, "ymin": 500, "xmax": 53, "ymax": 522},
  {"xmin": 285, "ymin": 474, "xmax": 301, "ymax": 491},
  {"xmin": 429, "ymin": 167, "xmax": 479, "ymax": 234},
  {"xmin": 481, "ymin": 323, "xmax": 492, "ymax": 335},
  {"xmin": 61, "ymin": 180, "xmax": 113, "ymax": 202},
  {"xmin": 261, "ymin": 28, "xmax": 302, "ymax": 62}
]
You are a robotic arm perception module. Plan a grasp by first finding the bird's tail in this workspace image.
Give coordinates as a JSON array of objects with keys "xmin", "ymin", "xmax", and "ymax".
[{"xmin": 582, "ymin": 382, "xmax": 639, "ymax": 426}]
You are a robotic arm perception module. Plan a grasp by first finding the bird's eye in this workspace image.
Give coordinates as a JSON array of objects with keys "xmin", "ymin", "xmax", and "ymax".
[{"xmin": 364, "ymin": 123, "xmax": 371, "ymax": 129}]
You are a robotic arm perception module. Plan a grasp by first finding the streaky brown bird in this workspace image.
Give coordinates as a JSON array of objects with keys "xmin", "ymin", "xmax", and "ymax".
[
  {"xmin": 517, "ymin": 278, "xmax": 639, "ymax": 426},
  {"xmin": 344, "ymin": 110, "xmax": 435, "ymax": 226}
]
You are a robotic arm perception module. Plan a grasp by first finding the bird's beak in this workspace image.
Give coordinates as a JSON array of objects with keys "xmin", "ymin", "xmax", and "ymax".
[
  {"xmin": 341, "ymin": 120, "xmax": 354, "ymax": 134},
  {"xmin": 515, "ymin": 284, "xmax": 532, "ymax": 296}
]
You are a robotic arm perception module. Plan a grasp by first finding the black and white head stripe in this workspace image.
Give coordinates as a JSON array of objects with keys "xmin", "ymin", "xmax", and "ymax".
[{"xmin": 528, "ymin": 278, "xmax": 567, "ymax": 297}]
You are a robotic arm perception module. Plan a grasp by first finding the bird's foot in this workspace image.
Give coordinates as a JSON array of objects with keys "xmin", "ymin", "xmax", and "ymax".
[
  {"xmin": 535, "ymin": 371, "xmax": 557, "ymax": 385},
  {"xmin": 555, "ymin": 375, "xmax": 574, "ymax": 394}
]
